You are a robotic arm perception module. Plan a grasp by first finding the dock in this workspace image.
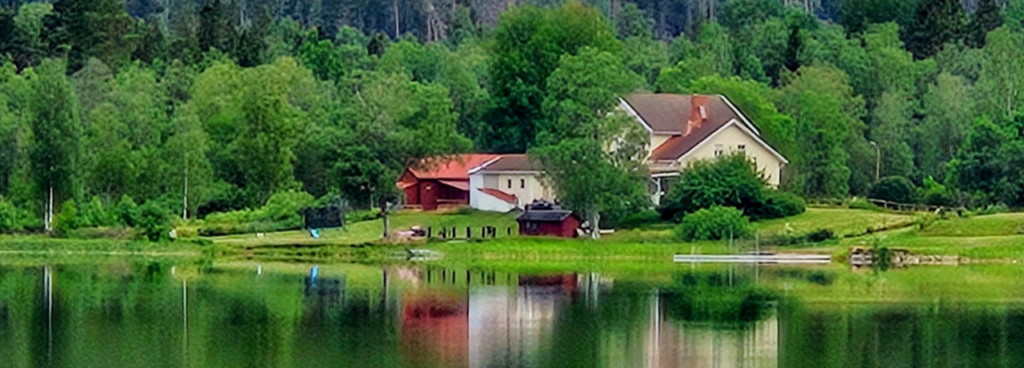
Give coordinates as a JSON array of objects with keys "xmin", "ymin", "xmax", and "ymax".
[{"xmin": 673, "ymin": 254, "xmax": 832, "ymax": 264}]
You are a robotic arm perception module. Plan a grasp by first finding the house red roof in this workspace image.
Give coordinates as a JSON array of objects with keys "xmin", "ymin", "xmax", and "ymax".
[
  {"xmin": 478, "ymin": 188, "xmax": 518, "ymax": 204},
  {"xmin": 407, "ymin": 154, "xmax": 500, "ymax": 180}
]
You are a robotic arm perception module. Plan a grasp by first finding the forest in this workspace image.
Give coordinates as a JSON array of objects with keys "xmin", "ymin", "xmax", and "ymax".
[{"xmin": 1, "ymin": 0, "xmax": 1024, "ymax": 235}]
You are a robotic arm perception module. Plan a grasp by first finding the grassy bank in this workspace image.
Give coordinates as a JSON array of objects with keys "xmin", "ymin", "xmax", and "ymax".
[{"xmin": 3, "ymin": 208, "xmax": 1024, "ymax": 267}]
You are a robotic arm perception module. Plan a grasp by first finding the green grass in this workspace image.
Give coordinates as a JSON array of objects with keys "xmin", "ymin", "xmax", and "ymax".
[
  {"xmin": 756, "ymin": 208, "xmax": 919, "ymax": 237},
  {"xmin": 204, "ymin": 209, "xmax": 519, "ymax": 248},
  {"xmin": 918, "ymin": 213, "xmax": 1024, "ymax": 237}
]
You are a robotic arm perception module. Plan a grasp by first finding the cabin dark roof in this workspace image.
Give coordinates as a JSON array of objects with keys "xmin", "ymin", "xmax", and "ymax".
[
  {"xmin": 476, "ymin": 154, "xmax": 543, "ymax": 172},
  {"xmin": 517, "ymin": 210, "xmax": 574, "ymax": 222}
]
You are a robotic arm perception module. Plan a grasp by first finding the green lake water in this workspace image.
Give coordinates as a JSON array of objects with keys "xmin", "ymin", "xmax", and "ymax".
[{"xmin": 1, "ymin": 259, "xmax": 1023, "ymax": 367}]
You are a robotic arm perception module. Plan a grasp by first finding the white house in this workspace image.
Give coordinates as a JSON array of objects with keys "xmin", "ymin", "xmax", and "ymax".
[
  {"xmin": 468, "ymin": 155, "xmax": 554, "ymax": 212},
  {"xmin": 619, "ymin": 94, "xmax": 789, "ymax": 205}
]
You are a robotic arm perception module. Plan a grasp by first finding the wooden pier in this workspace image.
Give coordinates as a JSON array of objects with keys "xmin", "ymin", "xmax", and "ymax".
[{"xmin": 673, "ymin": 254, "xmax": 832, "ymax": 264}]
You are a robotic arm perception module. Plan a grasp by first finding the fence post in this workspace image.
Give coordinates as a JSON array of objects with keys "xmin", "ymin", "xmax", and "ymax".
[
  {"xmin": 427, "ymin": 227, "xmax": 432, "ymax": 238},
  {"xmin": 508, "ymin": 227, "xmax": 512, "ymax": 236},
  {"xmin": 467, "ymin": 227, "xmax": 472, "ymax": 238}
]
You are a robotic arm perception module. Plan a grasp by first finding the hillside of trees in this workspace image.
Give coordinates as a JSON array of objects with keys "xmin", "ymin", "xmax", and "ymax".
[{"xmin": 2, "ymin": 0, "xmax": 1024, "ymax": 233}]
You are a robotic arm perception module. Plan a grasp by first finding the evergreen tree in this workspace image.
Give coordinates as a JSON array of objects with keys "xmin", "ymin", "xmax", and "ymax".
[
  {"xmin": 905, "ymin": 0, "xmax": 967, "ymax": 59},
  {"xmin": 965, "ymin": 0, "xmax": 1004, "ymax": 48}
]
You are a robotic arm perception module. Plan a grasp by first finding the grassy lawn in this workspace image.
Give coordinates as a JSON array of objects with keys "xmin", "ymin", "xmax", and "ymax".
[
  {"xmin": 204, "ymin": 209, "xmax": 519, "ymax": 248},
  {"xmin": 917, "ymin": 212, "xmax": 1024, "ymax": 237},
  {"xmin": 756, "ymin": 208, "xmax": 919, "ymax": 237}
]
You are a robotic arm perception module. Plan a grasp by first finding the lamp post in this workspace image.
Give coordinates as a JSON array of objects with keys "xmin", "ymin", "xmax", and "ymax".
[{"xmin": 869, "ymin": 141, "xmax": 880, "ymax": 182}]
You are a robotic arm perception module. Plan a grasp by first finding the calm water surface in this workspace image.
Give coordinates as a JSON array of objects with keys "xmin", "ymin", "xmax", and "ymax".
[{"xmin": 1, "ymin": 260, "xmax": 1022, "ymax": 367}]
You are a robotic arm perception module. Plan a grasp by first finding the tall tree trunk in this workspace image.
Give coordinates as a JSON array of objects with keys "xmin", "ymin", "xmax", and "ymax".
[
  {"xmin": 45, "ymin": 186, "xmax": 53, "ymax": 233},
  {"xmin": 394, "ymin": 0, "xmax": 400, "ymax": 38},
  {"xmin": 589, "ymin": 210, "xmax": 600, "ymax": 239},
  {"xmin": 183, "ymin": 166, "xmax": 189, "ymax": 221}
]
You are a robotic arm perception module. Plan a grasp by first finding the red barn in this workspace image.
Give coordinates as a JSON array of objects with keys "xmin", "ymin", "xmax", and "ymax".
[
  {"xmin": 397, "ymin": 154, "xmax": 499, "ymax": 211},
  {"xmin": 516, "ymin": 209, "xmax": 581, "ymax": 238}
]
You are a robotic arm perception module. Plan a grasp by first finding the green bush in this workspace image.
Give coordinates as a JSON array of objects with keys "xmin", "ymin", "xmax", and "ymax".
[
  {"xmin": 659, "ymin": 154, "xmax": 767, "ymax": 221},
  {"xmin": 54, "ymin": 200, "xmax": 83, "ymax": 235},
  {"xmin": 615, "ymin": 210, "xmax": 663, "ymax": 229},
  {"xmin": 674, "ymin": 206, "xmax": 752, "ymax": 241},
  {"xmin": 113, "ymin": 195, "xmax": 141, "ymax": 227},
  {"xmin": 137, "ymin": 201, "xmax": 172, "ymax": 242},
  {"xmin": 847, "ymin": 197, "xmax": 883, "ymax": 211},
  {"xmin": 80, "ymin": 196, "xmax": 115, "ymax": 227},
  {"xmin": 0, "ymin": 197, "xmax": 35, "ymax": 233},
  {"xmin": 869, "ymin": 176, "xmax": 917, "ymax": 204},
  {"xmin": 920, "ymin": 176, "xmax": 952, "ymax": 207},
  {"xmin": 199, "ymin": 190, "xmax": 317, "ymax": 236},
  {"xmin": 752, "ymin": 191, "xmax": 805, "ymax": 220},
  {"xmin": 345, "ymin": 209, "xmax": 381, "ymax": 223},
  {"xmin": 261, "ymin": 190, "xmax": 315, "ymax": 223}
]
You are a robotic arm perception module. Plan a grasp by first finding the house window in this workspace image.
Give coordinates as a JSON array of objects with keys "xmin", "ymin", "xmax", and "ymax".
[
  {"xmin": 714, "ymin": 144, "xmax": 724, "ymax": 157},
  {"xmin": 520, "ymin": 179, "xmax": 525, "ymax": 189},
  {"xmin": 508, "ymin": 179, "xmax": 512, "ymax": 189},
  {"xmin": 738, "ymin": 145, "xmax": 746, "ymax": 155}
]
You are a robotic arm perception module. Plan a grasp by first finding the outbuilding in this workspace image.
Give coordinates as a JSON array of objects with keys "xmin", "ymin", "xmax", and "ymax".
[{"xmin": 516, "ymin": 205, "xmax": 580, "ymax": 238}]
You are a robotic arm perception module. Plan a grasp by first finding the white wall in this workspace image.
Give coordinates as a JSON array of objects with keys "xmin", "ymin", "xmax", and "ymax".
[
  {"xmin": 678, "ymin": 123, "xmax": 784, "ymax": 187},
  {"xmin": 470, "ymin": 173, "xmax": 517, "ymax": 212}
]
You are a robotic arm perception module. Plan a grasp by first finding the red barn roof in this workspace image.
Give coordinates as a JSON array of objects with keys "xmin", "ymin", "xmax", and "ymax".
[{"xmin": 407, "ymin": 154, "xmax": 500, "ymax": 180}]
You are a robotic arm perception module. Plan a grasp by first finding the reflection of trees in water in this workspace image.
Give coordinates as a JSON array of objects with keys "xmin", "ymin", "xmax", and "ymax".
[
  {"xmin": 779, "ymin": 301, "xmax": 1024, "ymax": 368},
  {"xmin": 662, "ymin": 270, "xmax": 779, "ymax": 326}
]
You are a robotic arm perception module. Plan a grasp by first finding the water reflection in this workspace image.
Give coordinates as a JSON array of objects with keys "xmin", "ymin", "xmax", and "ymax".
[{"xmin": 0, "ymin": 262, "xmax": 1021, "ymax": 367}]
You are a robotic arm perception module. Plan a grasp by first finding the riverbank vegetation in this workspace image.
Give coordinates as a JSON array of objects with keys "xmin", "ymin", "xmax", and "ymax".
[{"xmin": 2, "ymin": 0, "xmax": 1024, "ymax": 250}]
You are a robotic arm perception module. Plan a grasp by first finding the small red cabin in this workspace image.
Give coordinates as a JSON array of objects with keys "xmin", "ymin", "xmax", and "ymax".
[{"xmin": 516, "ymin": 208, "xmax": 580, "ymax": 238}]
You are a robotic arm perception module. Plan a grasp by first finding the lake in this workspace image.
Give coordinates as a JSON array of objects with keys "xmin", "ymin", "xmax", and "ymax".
[{"xmin": 1, "ymin": 259, "xmax": 1023, "ymax": 367}]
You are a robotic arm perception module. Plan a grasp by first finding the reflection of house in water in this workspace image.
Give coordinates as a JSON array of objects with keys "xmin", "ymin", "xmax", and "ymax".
[
  {"xmin": 400, "ymin": 292, "xmax": 469, "ymax": 368},
  {"xmin": 468, "ymin": 273, "xmax": 607, "ymax": 368},
  {"xmin": 646, "ymin": 293, "xmax": 779, "ymax": 368}
]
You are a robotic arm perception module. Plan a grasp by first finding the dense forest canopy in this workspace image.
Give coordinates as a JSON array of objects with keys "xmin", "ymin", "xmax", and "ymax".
[{"xmin": 2, "ymin": 0, "xmax": 1024, "ymax": 232}]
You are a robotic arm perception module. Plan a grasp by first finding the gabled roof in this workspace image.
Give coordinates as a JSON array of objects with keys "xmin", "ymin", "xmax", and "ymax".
[
  {"xmin": 407, "ymin": 154, "xmax": 500, "ymax": 180},
  {"xmin": 478, "ymin": 188, "xmax": 518, "ymax": 204},
  {"xmin": 621, "ymin": 94, "xmax": 784, "ymax": 163},
  {"xmin": 517, "ymin": 210, "xmax": 575, "ymax": 222},
  {"xmin": 468, "ymin": 154, "xmax": 542, "ymax": 174},
  {"xmin": 621, "ymin": 94, "xmax": 744, "ymax": 134}
]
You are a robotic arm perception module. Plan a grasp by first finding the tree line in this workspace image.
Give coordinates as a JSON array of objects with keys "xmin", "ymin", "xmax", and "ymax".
[{"xmin": 2, "ymin": 0, "xmax": 1024, "ymax": 235}]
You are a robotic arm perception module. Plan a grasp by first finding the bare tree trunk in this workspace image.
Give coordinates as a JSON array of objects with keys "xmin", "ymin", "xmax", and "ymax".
[
  {"xmin": 45, "ymin": 186, "xmax": 53, "ymax": 233},
  {"xmin": 394, "ymin": 0, "xmax": 400, "ymax": 38},
  {"xmin": 183, "ymin": 166, "xmax": 189, "ymax": 221},
  {"xmin": 589, "ymin": 210, "xmax": 601, "ymax": 239}
]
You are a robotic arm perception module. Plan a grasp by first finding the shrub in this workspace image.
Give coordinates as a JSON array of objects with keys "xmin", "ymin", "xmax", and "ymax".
[
  {"xmin": 616, "ymin": 210, "xmax": 662, "ymax": 229},
  {"xmin": 80, "ymin": 196, "xmax": 115, "ymax": 227},
  {"xmin": 977, "ymin": 203, "xmax": 1010, "ymax": 215},
  {"xmin": 751, "ymin": 191, "xmax": 805, "ymax": 220},
  {"xmin": 54, "ymin": 200, "xmax": 83, "ymax": 235},
  {"xmin": 659, "ymin": 154, "xmax": 767, "ymax": 221},
  {"xmin": 0, "ymin": 197, "xmax": 34, "ymax": 233},
  {"xmin": 847, "ymin": 197, "xmax": 883, "ymax": 211},
  {"xmin": 920, "ymin": 176, "xmax": 952, "ymax": 207},
  {"xmin": 260, "ymin": 190, "xmax": 315, "ymax": 223},
  {"xmin": 674, "ymin": 206, "xmax": 752, "ymax": 241},
  {"xmin": 137, "ymin": 201, "xmax": 171, "ymax": 242},
  {"xmin": 113, "ymin": 195, "xmax": 141, "ymax": 227},
  {"xmin": 869, "ymin": 176, "xmax": 917, "ymax": 204},
  {"xmin": 345, "ymin": 209, "xmax": 381, "ymax": 223}
]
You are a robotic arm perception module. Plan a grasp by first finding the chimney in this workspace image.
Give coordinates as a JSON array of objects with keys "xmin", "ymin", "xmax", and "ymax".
[{"xmin": 684, "ymin": 95, "xmax": 709, "ymax": 137}]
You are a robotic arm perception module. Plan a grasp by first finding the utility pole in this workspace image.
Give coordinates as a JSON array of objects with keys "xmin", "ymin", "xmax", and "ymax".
[{"xmin": 869, "ymin": 141, "xmax": 880, "ymax": 182}]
